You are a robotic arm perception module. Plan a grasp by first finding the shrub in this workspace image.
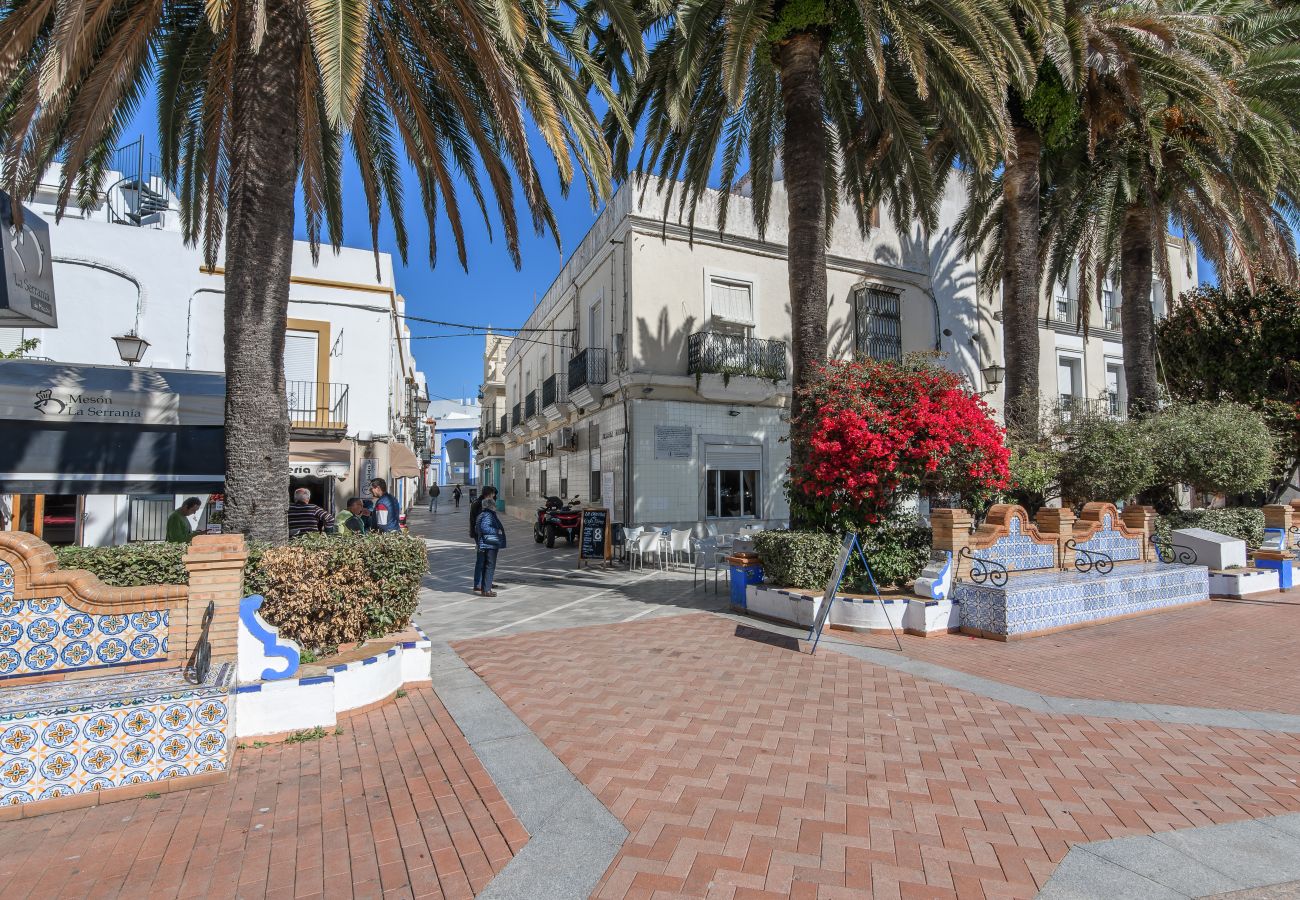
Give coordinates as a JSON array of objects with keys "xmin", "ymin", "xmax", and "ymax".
[
  {"xmin": 1144, "ymin": 403, "xmax": 1276, "ymax": 498},
  {"xmin": 788, "ymin": 356, "xmax": 1010, "ymax": 530},
  {"xmin": 1154, "ymin": 508, "xmax": 1265, "ymax": 547},
  {"xmin": 1056, "ymin": 412, "xmax": 1155, "ymax": 504},
  {"xmin": 58, "ymin": 532, "xmax": 428, "ymax": 649},
  {"xmin": 54, "ymin": 542, "xmax": 189, "ymax": 586},
  {"xmin": 754, "ymin": 515, "xmax": 931, "ymax": 591},
  {"xmin": 1005, "ymin": 441, "xmax": 1059, "ymax": 513}
]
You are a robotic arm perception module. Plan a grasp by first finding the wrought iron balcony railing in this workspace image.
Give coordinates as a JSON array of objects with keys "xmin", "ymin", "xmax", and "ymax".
[
  {"xmin": 288, "ymin": 380, "xmax": 349, "ymax": 430},
  {"xmin": 525, "ymin": 390, "xmax": 538, "ymax": 419},
  {"xmin": 542, "ymin": 373, "xmax": 567, "ymax": 408},
  {"xmin": 568, "ymin": 347, "xmax": 608, "ymax": 392},
  {"xmin": 687, "ymin": 332, "xmax": 787, "ymax": 380},
  {"xmin": 511, "ymin": 403, "xmax": 521, "ymax": 428},
  {"xmin": 500, "ymin": 413, "xmax": 509, "ymax": 434}
]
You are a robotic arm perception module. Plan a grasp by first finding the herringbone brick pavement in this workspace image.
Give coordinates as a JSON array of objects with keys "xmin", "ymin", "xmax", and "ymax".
[
  {"xmin": 0, "ymin": 688, "xmax": 527, "ymax": 900},
  {"xmin": 841, "ymin": 591, "xmax": 1300, "ymax": 714},
  {"xmin": 455, "ymin": 614, "xmax": 1300, "ymax": 899}
]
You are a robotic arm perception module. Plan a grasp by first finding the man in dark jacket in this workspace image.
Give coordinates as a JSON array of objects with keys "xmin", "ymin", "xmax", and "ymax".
[{"xmin": 472, "ymin": 486, "xmax": 502, "ymax": 596}]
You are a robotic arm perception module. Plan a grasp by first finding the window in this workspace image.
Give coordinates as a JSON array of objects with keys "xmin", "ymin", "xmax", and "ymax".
[
  {"xmin": 560, "ymin": 477, "xmax": 568, "ymax": 499},
  {"xmin": 852, "ymin": 285, "xmax": 902, "ymax": 361},
  {"xmin": 1053, "ymin": 283, "xmax": 1076, "ymax": 323},
  {"xmin": 590, "ymin": 469, "xmax": 601, "ymax": 500},
  {"xmin": 525, "ymin": 476, "xmax": 531, "ymax": 497},
  {"xmin": 540, "ymin": 470, "xmax": 548, "ymax": 498},
  {"xmin": 1057, "ymin": 355, "xmax": 1083, "ymax": 419},
  {"xmin": 128, "ymin": 495, "xmax": 174, "ymax": 542},
  {"xmin": 284, "ymin": 330, "xmax": 319, "ymax": 384},
  {"xmin": 705, "ymin": 444, "xmax": 761, "ymax": 518},
  {"xmin": 708, "ymin": 276, "xmax": 754, "ymax": 327},
  {"xmin": 1106, "ymin": 362, "xmax": 1126, "ymax": 417},
  {"xmin": 588, "ymin": 299, "xmax": 603, "ymax": 349},
  {"xmin": 1103, "ymin": 282, "xmax": 1121, "ymax": 330}
]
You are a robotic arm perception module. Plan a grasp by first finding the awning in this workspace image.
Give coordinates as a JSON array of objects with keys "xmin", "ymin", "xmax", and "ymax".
[
  {"xmin": 0, "ymin": 360, "xmax": 224, "ymax": 425},
  {"xmin": 389, "ymin": 442, "xmax": 422, "ymax": 478},
  {"xmin": 290, "ymin": 442, "xmax": 351, "ymax": 478},
  {"xmin": 0, "ymin": 421, "xmax": 224, "ymax": 494}
]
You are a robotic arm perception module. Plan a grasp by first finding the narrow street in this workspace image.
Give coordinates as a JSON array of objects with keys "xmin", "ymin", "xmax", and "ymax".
[{"xmin": 408, "ymin": 505, "xmax": 729, "ymax": 641}]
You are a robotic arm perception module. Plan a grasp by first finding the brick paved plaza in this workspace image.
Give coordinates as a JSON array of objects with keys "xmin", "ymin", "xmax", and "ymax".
[{"xmin": 2, "ymin": 509, "xmax": 1298, "ymax": 898}]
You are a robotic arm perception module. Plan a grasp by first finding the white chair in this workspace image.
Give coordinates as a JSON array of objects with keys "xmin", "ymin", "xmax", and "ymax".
[
  {"xmin": 634, "ymin": 530, "xmax": 662, "ymax": 570},
  {"xmin": 692, "ymin": 537, "xmax": 724, "ymax": 592},
  {"xmin": 669, "ymin": 529, "xmax": 693, "ymax": 567},
  {"xmin": 622, "ymin": 526, "xmax": 644, "ymax": 566},
  {"xmin": 705, "ymin": 523, "xmax": 720, "ymax": 539}
]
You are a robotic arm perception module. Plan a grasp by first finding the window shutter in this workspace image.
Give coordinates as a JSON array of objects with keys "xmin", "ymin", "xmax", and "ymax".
[
  {"xmin": 284, "ymin": 331, "xmax": 319, "ymax": 384},
  {"xmin": 705, "ymin": 444, "xmax": 761, "ymax": 470},
  {"xmin": 710, "ymin": 278, "xmax": 753, "ymax": 324}
]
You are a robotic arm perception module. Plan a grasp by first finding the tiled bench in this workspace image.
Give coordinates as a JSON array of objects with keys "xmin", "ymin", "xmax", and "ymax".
[
  {"xmin": 0, "ymin": 532, "xmax": 243, "ymax": 817},
  {"xmin": 936, "ymin": 503, "xmax": 1210, "ymax": 640}
]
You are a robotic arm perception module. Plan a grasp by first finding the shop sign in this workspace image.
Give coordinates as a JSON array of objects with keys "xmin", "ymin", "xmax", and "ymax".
[
  {"xmin": 0, "ymin": 362, "xmax": 224, "ymax": 425},
  {"xmin": 290, "ymin": 461, "xmax": 350, "ymax": 478},
  {"xmin": 0, "ymin": 192, "xmax": 56, "ymax": 328}
]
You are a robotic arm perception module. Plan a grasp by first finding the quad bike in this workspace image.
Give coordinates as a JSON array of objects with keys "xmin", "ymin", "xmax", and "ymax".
[{"xmin": 533, "ymin": 495, "xmax": 582, "ymax": 548}]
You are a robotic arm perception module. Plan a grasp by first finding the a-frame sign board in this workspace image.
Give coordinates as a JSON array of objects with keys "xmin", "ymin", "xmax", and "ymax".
[{"xmin": 806, "ymin": 533, "xmax": 903, "ymax": 654}]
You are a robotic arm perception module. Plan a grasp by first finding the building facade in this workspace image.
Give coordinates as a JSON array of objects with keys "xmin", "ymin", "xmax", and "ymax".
[
  {"xmin": 0, "ymin": 157, "xmax": 428, "ymax": 546},
  {"xmin": 426, "ymin": 399, "xmax": 479, "ymax": 487},
  {"xmin": 474, "ymin": 333, "xmax": 511, "ymax": 506}
]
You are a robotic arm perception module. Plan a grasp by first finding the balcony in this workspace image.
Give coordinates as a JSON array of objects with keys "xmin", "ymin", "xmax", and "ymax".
[
  {"xmin": 500, "ymin": 413, "xmax": 508, "ymax": 435},
  {"xmin": 687, "ymin": 332, "xmax": 787, "ymax": 402},
  {"xmin": 510, "ymin": 402, "xmax": 526, "ymax": 438},
  {"xmin": 288, "ymin": 380, "xmax": 348, "ymax": 432},
  {"xmin": 525, "ymin": 389, "xmax": 545, "ymax": 429},
  {"xmin": 1053, "ymin": 297, "xmax": 1079, "ymax": 325},
  {"xmin": 542, "ymin": 373, "xmax": 571, "ymax": 422},
  {"xmin": 568, "ymin": 347, "xmax": 608, "ymax": 409}
]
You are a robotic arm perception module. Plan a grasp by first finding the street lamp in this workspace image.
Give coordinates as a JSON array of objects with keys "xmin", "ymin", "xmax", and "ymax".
[
  {"xmin": 980, "ymin": 362, "xmax": 1005, "ymax": 395},
  {"xmin": 112, "ymin": 331, "xmax": 150, "ymax": 366}
]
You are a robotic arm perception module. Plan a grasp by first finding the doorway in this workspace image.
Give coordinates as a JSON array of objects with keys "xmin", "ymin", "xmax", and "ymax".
[{"xmin": 7, "ymin": 494, "xmax": 82, "ymax": 545}]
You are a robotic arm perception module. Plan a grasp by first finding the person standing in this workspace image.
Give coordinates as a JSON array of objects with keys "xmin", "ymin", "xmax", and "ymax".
[
  {"xmin": 338, "ymin": 497, "xmax": 369, "ymax": 533},
  {"xmin": 369, "ymin": 478, "xmax": 401, "ymax": 532},
  {"xmin": 473, "ymin": 486, "xmax": 504, "ymax": 596},
  {"xmin": 288, "ymin": 488, "xmax": 336, "ymax": 536},
  {"xmin": 453, "ymin": 485, "xmax": 463, "ymax": 509},
  {"xmin": 427, "ymin": 483, "xmax": 441, "ymax": 514},
  {"xmin": 166, "ymin": 497, "xmax": 202, "ymax": 543}
]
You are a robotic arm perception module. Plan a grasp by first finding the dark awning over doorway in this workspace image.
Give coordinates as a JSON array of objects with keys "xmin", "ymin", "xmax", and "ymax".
[{"xmin": 0, "ymin": 421, "xmax": 225, "ymax": 494}]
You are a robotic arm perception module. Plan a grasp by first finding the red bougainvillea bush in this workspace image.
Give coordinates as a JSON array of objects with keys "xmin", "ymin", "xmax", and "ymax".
[{"xmin": 789, "ymin": 356, "xmax": 1011, "ymax": 531}]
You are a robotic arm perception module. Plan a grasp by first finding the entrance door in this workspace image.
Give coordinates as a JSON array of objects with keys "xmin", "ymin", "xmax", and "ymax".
[{"xmin": 7, "ymin": 494, "xmax": 81, "ymax": 545}]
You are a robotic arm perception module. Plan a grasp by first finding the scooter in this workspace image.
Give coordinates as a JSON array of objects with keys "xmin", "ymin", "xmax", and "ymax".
[{"xmin": 533, "ymin": 495, "xmax": 582, "ymax": 548}]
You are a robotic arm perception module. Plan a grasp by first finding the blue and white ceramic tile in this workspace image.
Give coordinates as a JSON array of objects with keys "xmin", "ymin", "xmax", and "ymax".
[
  {"xmin": 0, "ymin": 562, "xmax": 169, "ymax": 680},
  {"xmin": 972, "ymin": 516, "xmax": 1058, "ymax": 572},
  {"xmin": 1074, "ymin": 513, "xmax": 1142, "ymax": 562}
]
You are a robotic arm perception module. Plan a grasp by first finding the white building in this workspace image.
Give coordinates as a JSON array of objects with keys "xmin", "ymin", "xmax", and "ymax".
[
  {"xmin": 494, "ymin": 172, "xmax": 1198, "ymax": 530},
  {"xmin": 0, "ymin": 151, "xmax": 428, "ymax": 545}
]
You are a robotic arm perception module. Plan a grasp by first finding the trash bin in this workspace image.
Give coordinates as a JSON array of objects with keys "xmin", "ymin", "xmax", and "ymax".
[{"xmin": 727, "ymin": 554, "xmax": 764, "ymax": 608}]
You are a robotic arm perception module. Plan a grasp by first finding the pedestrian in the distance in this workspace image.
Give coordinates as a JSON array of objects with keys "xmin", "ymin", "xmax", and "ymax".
[
  {"xmin": 453, "ymin": 485, "xmax": 463, "ymax": 508},
  {"xmin": 166, "ymin": 497, "xmax": 202, "ymax": 543},
  {"xmin": 369, "ymin": 478, "xmax": 401, "ymax": 533},
  {"xmin": 473, "ymin": 486, "xmax": 504, "ymax": 596},
  {"xmin": 428, "ymin": 483, "xmax": 441, "ymax": 514}
]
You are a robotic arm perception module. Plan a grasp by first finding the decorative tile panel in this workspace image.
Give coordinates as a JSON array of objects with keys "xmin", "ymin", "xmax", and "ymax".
[
  {"xmin": 0, "ymin": 561, "xmax": 169, "ymax": 680},
  {"xmin": 0, "ymin": 665, "xmax": 231, "ymax": 805},
  {"xmin": 972, "ymin": 516, "xmax": 1057, "ymax": 572},
  {"xmin": 955, "ymin": 563, "xmax": 1209, "ymax": 637},
  {"xmin": 1073, "ymin": 513, "xmax": 1142, "ymax": 562}
]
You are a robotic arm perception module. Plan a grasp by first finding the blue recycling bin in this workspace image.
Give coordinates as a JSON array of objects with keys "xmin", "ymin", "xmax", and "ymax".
[
  {"xmin": 728, "ymin": 561, "xmax": 764, "ymax": 608},
  {"xmin": 1254, "ymin": 556, "xmax": 1294, "ymax": 589}
]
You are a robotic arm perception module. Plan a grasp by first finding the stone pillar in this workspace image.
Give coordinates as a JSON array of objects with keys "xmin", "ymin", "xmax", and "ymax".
[
  {"xmin": 1121, "ymin": 505, "xmax": 1158, "ymax": 561},
  {"xmin": 1035, "ymin": 507, "xmax": 1076, "ymax": 571},
  {"xmin": 931, "ymin": 508, "xmax": 973, "ymax": 581},
  {"xmin": 1263, "ymin": 504, "xmax": 1293, "ymax": 535},
  {"xmin": 182, "ymin": 534, "xmax": 248, "ymax": 666}
]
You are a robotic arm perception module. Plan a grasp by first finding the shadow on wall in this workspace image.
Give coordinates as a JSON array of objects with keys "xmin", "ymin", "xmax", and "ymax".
[{"xmin": 636, "ymin": 308, "xmax": 698, "ymax": 375}]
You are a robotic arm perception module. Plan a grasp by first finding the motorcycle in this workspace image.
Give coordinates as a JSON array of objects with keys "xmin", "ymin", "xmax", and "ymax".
[{"xmin": 533, "ymin": 495, "xmax": 582, "ymax": 548}]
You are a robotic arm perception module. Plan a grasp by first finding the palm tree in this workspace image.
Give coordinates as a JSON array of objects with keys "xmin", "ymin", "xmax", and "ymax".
[
  {"xmin": 611, "ymin": 0, "xmax": 1036, "ymax": 485},
  {"xmin": 1040, "ymin": 0, "xmax": 1300, "ymax": 414},
  {"xmin": 0, "ymin": 0, "xmax": 633, "ymax": 541},
  {"xmin": 962, "ymin": 0, "xmax": 1244, "ymax": 432}
]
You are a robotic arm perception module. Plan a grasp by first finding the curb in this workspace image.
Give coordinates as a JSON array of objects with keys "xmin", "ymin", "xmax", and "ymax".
[{"xmin": 427, "ymin": 642, "xmax": 627, "ymax": 899}]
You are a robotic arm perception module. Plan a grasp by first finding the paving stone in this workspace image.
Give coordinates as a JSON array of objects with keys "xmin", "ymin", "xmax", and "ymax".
[
  {"xmin": 1152, "ymin": 821, "xmax": 1300, "ymax": 886},
  {"xmin": 1038, "ymin": 848, "xmax": 1188, "ymax": 900},
  {"xmin": 1081, "ymin": 835, "xmax": 1238, "ymax": 896}
]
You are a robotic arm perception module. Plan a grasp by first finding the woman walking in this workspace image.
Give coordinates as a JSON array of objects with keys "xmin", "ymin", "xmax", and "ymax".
[{"xmin": 473, "ymin": 486, "xmax": 504, "ymax": 596}]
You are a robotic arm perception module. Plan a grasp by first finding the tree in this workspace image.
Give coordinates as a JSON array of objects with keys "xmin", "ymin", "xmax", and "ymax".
[
  {"xmin": 1055, "ymin": 410, "xmax": 1156, "ymax": 503},
  {"xmin": 788, "ymin": 356, "xmax": 1011, "ymax": 531},
  {"xmin": 611, "ymin": 0, "xmax": 1033, "ymax": 487},
  {"xmin": 1144, "ymin": 402, "xmax": 1275, "ymax": 500},
  {"xmin": 1157, "ymin": 280, "xmax": 1299, "ymax": 493},
  {"xmin": 0, "ymin": 0, "xmax": 632, "ymax": 542},
  {"xmin": 1041, "ymin": 0, "xmax": 1300, "ymax": 414},
  {"xmin": 0, "ymin": 337, "xmax": 38, "ymax": 359}
]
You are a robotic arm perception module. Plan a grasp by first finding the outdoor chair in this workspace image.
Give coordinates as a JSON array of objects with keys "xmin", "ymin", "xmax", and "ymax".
[
  {"xmin": 622, "ymin": 526, "xmax": 644, "ymax": 566},
  {"xmin": 692, "ymin": 537, "xmax": 725, "ymax": 593},
  {"xmin": 669, "ymin": 529, "xmax": 694, "ymax": 567},
  {"xmin": 633, "ymin": 530, "xmax": 663, "ymax": 570}
]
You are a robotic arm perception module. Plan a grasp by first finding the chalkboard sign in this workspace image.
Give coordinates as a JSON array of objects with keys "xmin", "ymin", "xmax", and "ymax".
[{"xmin": 579, "ymin": 508, "xmax": 612, "ymax": 562}]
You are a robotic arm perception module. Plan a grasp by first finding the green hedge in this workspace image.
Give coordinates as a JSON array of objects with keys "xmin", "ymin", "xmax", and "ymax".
[
  {"xmin": 753, "ymin": 520, "xmax": 930, "ymax": 591},
  {"xmin": 1154, "ymin": 508, "xmax": 1265, "ymax": 547},
  {"xmin": 54, "ymin": 532, "xmax": 429, "ymax": 648}
]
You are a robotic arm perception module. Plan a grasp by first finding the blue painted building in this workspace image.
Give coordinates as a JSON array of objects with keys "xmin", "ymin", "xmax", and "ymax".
[{"xmin": 427, "ymin": 400, "xmax": 479, "ymax": 487}]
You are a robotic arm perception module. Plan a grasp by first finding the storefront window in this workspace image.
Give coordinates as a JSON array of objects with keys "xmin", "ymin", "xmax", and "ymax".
[{"xmin": 707, "ymin": 470, "xmax": 758, "ymax": 518}]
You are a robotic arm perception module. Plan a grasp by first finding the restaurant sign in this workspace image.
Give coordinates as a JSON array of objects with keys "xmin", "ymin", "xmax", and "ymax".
[
  {"xmin": 0, "ymin": 361, "xmax": 225, "ymax": 425},
  {"xmin": 0, "ymin": 192, "xmax": 57, "ymax": 328}
]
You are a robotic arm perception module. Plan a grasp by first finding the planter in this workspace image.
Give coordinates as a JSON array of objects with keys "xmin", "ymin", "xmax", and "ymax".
[
  {"xmin": 743, "ymin": 583, "xmax": 907, "ymax": 633},
  {"xmin": 1207, "ymin": 567, "xmax": 1280, "ymax": 598}
]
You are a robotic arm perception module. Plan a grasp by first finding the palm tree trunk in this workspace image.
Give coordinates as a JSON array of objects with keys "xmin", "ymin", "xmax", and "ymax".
[
  {"xmin": 777, "ymin": 32, "xmax": 828, "ymax": 512},
  {"xmin": 219, "ymin": 0, "xmax": 304, "ymax": 542},
  {"xmin": 1000, "ymin": 125, "xmax": 1042, "ymax": 437},
  {"xmin": 1120, "ymin": 203, "xmax": 1159, "ymax": 415}
]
